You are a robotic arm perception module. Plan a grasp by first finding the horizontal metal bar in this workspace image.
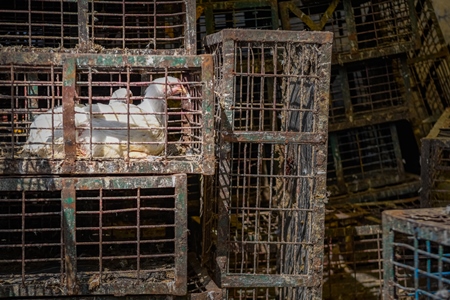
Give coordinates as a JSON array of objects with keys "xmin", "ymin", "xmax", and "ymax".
[
  {"xmin": 222, "ymin": 132, "xmax": 326, "ymax": 144},
  {"xmin": 221, "ymin": 273, "xmax": 320, "ymax": 288}
]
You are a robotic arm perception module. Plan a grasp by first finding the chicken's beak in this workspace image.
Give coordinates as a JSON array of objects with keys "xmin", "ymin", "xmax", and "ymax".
[{"xmin": 170, "ymin": 84, "xmax": 188, "ymax": 96}]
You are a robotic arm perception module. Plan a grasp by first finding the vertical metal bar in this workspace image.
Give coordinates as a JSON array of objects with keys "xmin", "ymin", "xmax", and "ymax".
[
  {"xmin": 438, "ymin": 245, "xmax": 444, "ymax": 291},
  {"xmin": 21, "ymin": 191, "xmax": 25, "ymax": 285},
  {"xmin": 201, "ymin": 54, "xmax": 215, "ymax": 175},
  {"xmin": 28, "ymin": 0, "xmax": 32, "ymax": 47},
  {"xmin": 406, "ymin": 0, "xmax": 420, "ymax": 49},
  {"xmin": 62, "ymin": 58, "xmax": 77, "ymax": 172},
  {"xmin": 413, "ymin": 233, "xmax": 419, "ymax": 297},
  {"xmin": 204, "ymin": 6, "xmax": 215, "ymax": 35},
  {"xmin": 339, "ymin": 65, "xmax": 353, "ymax": 126},
  {"xmin": 136, "ymin": 187, "xmax": 141, "ymax": 280},
  {"xmin": 185, "ymin": 0, "xmax": 197, "ymax": 54},
  {"xmin": 78, "ymin": 0, "xmax": 89, "ymax": 50},
  {"xmin": 61, "ymin": 178, "xmax": 78, "ymax": 294},
  {"xmin": 343, "ymin": 0, "xmax": 358, "ymax": 53},
  {"xmin": 269, "ymin": 0, "xmax": 279, "ymax": 30},
  {"xmin": 426, "ymin": 240, "xmax": 431, "ymax": 292},
  {"xmin": 420, "ymin": 139, "xmax": 431, "ymax": 207},
  {"xmin": 382, "ymin": 213, "xmax": 394, "ymax": 299},
  {"xmin": 174, "ymin": 174, "xmax": 187, "ymax": 296},
  {"xmin": 390, "ymin": 124, "xmax": 406, "ymax": 180},
  {"xmin": 329, "ymin": 133, "xmax": 347, "ymax": 194},
  {"xmin": 99, "ymin": 187, "xmax": 103, "ymax": 283}
]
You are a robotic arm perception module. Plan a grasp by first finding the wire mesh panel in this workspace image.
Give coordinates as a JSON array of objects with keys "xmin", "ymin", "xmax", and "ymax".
[
  {"xmin": 0, "ymin": 174, "xmax": 187, "ymax": 297},
  {"xmin": 0, "ymin": 0, "xmax": 79, "ymax": 48},
  {"xmin": 0, "ymin": 0, "xmax": 196, "ymax": 54},
  {"xmin": 202, "ymin": 29, "xmax": 332, "ymax": 294},
  {"xmin": 0, "ymin": 52, "xmax": 214, "ymax": 175},
  {"xmin": 421, "ymin": 108, "xmax": 450, "ymax": 208},
  {"xmin": 196, "ymin": 0, "xmax": 279, "ymax": 53},
  {"xmin": 383, "ymin": 207, "xmax": 450, "ymax": 300},
  {"xmin": 323, "ymin": 196, "xmax": 420, "ymax": 300},
  {"xmin": 329, "ymin": 55, "xmax": 411, "ymax": 131},
  {"xmin": 90, "ymin": 0, "xmax": 196, "ymax": 54},
  {"xmin": 279, "ymin": 0, "xmax": 417, "ymax": 64},
  {"xmin": 327, "ymin": 123, "xmax": 406, "ymax": 197}
]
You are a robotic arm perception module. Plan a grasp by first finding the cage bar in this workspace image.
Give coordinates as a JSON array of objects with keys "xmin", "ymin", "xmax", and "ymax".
[
  {"xmin": 420, "ymin": 108, "xmax": 450, "ymax": 208},
  {"xmin": 383, "ymin": 207, "xmax": 450, "ymax": 299},
  {"xmin": 329, "ymin": 55, "xmax": 412, "ymax": 131},
  {"xmin": 324, "ymin": 196, "xmax": 420, "ymax": 300},
  {"xmin": 0, "ymin": 174, "xmax": 187, "ymax": 297},
  {"xmin": 327, "ymin": 123, "xmax": 407, "ymax": 197},
  {"xmin": 202, "ymin": 29, "xmax": 332, "ymax": 293},
  {"xmin": 0, "ymin": 52, "xmax": 214, "ymax": 175},
  {"xmin": 279, "ymin": 0, "xmax": 418, "ymax": 64},
  {"xmin": 196, "ymin": 0, "xmax": 279, "ymax": 53},
  {"xmin": 0, "ymin": 0, "xmax": 196, "ymax": 54}
]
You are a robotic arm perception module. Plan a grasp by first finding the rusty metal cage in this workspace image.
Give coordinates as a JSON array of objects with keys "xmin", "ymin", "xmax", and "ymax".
[
  {"xmin": 421, "ymin": 108, "xmax": 450, "ymax": 208},
  {"xmin": 0, "ymin": 0, "xmax": 196, "ymax": 54},
  {"xmin": 279, "ymin": 0, "xmax": 418, "ymax": 64},
  {"xmin": 324, "ymin": 196, "xmax": 420, "ymax": 300},
  {"xmin": 329, "ymin": 55, "xmax": 412, "ymax": 131},
  {"xmin": 202, "ymin": 29, "xmax": 332, "ymax": 292},
  {"xmin": 327, "ymin": 123, "xmax": 407, "ymax": 197},
  {"xmin": 383, "ymin": 207, "xmax": 450, "ymax": 299},
  {"xmin": 0, "ymin": 52, "xmax": 214, "ymax": 175},
  {"xmin": 0, "ymin": 174, "xmax": 187, "ymax": 297},
  {"xmin": 196, "ymin": 0, "xmax": 279, "ymax": 53}
]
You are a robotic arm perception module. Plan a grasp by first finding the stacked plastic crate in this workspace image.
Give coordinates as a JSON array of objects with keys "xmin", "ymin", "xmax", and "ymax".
[
  {"xmin": 202, "ymin": 29, "xmax": 332, "ymax": 299},
  {"xmin": 279, "ymin": 0, "xmax": 427, "ymax": 298},
  {"xmin": 0, "ymin": 0, "xmax": 212, "ymax": 297}
]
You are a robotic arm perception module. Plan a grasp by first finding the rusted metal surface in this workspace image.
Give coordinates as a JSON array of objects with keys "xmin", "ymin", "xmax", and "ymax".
[
  {"xmin": 202, "ymin": 29, "xmax": 332, "ymax": 294},
  {"xmin": 383, "ymin": 207, "xmax": 450, "ymax": 299},
  {"xmin": 0, "ymin": 174, "xmax": 188, "ymax": 297},
  {"xmin": 279, "ymin": 0, "xmax": 417, "ymax": 65},
  {"xmin": 328, "ymin": 56, "xmax": 413, "ymax": 131},
  {"xmin": 420, "ymin": 108, "xmax": 450, "ymax": 208},
  {"xmin": 0, "ymin": 53, "xmax": 214, "ymax": 175},
  {"xmin": 324, "ymin": 196, "xmax": 420, "ymax": 300},
  {"xmin": 327, "ymin": 123, "xmax": 407, "ymax": 197},
  {"xmin": 0, "ymin": 0, "xmax": 196, "ymax": 55},
  {"xmin": 196, "ymin": 0, "xmax": 279, "ymax": 53}
]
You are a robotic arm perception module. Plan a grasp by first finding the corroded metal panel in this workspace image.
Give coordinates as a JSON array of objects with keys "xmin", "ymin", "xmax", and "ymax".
[
  {"xmin": 0, "ymin": 53, "xmax": 214, "ymax": 175},
  {"xmin": 0, "ymin": 174, "xmax": 188, "ymax": 297}
]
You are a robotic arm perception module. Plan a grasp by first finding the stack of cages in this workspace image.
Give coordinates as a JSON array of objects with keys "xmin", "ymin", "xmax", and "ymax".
[
  {"xmin": 202, "ymin": 29, "xmax": 333, "ymax": 299},
  {"xmin": 279, "ymin": 1, "xmax": 423, "ymax": 298},
  {"xmin": 421, "ymin": 108, "xmax": 450, "ymax": 208},
  {"xmin": 324, "ymin": 195, "xmax": 421, "ymax": 300},
  {"xmin": 0, "ymin": 0, "xmax": 213, "ymax": 297},
  {"xmin": 383, "ymin": 207, "xmax": 450, "ymax": 299},
  {"xmin": 196, "ymin": 0, "xmax": 279, "ymax": 53}
]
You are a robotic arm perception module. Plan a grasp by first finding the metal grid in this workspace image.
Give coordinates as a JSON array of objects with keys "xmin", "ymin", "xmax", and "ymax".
[
  {"xmin": 224, "ymin": 287, "xmax": 318, "ymax": 299},
  {"xmin": 0, "ymin": 53, "xmax": 214, "ymax": 175},
  {"xmin": 196, "ymin": 0, "xmax": 279, "ymax": 53},
  {"xmin": 202, "ymin": 29, "xmax": 332, "ymax": 292},
  {"xmin": 324, "ymin": 196, "xmax": 420, "ymax": 300},
  {"xmin": 279, "ymin": 0, "xmax": 417, "ymax": 64},
  {"xmin": 383, "ymin": 208, "xmax": 450, "ymax": 299},
  {"xmin": 0, "ymin": 0, "xmax": 196, "ymax": 54},
  {"xmin": 0, "ymin": 0, "xmax": 79, "ymax": 48},
  {"xmin": 0, "ymin": 175, "xmax": 187, "ymax": 297},
  {"xmin": 421, "ymin": 108, "xmax": 450, "ymax": 208},
  {"xmin": 329, "ymin": 55, "xmax": 411, "ymax": 131},
  {"xmin": 327, "ymin": 123, "xmax": 405, "ymax": 197}
]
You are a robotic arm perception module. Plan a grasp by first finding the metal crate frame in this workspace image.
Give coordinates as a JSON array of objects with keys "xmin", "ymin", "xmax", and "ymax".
[
  {"xmin": 329, "ymin": 55, "xmax": 413, "ymax": 132},
  {"xmin": 383, "ymin": 208, "xmax": 450, "ymax": 299},
  {"xmin": 421, "ymin": 108, "xmax": 450, "ymax": 208},
  {"xmin": 0, "ymin": 52, "xmax": 214, "ymax": 175},
  {"xmin": 203, "ymin": 29, "xmax": 332, "ymax": 291},
  {"xmin": 0, "ymin": 174, "xmax": 188, "ymax": 297},
  {"xmin": 327, "ymin": 122, "xmax": 407, "ymax": 197},
  {"xmin": 0, "ymin": 0, "xmax": 196, "ymax": 54},
  {"xmin": 279, "ymin": 0, "xmax": 419, "ymax": 64}
]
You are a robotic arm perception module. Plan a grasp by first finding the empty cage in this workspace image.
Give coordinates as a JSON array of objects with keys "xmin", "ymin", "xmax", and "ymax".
[
  {"xmin": 383, "ymin": 208, "xmax": 450, "ymax": 299},
  {"xmin": 0, "ymin": 0, "xmax": 196, "ymax": 54},
  {"xmin": 329, "ymin": 55, "xmax": 412, "ymax": 131},
  {"xmin": 421, "ymin": 108, "xmax": 450, "ymax": 208},
  {"xmin": 202, "ymin": 29, "xmax": 332, "ymax": 295},
  {"xmin": 0, "ymin": 175, "xmax": 187, "ymax": 297},
  {"xmin": 279, "ymin": 0, "xmax": 418, "ymax": 64},
  {"xmin": 0, "ymin": 53, "xmax": 214, "ymax": 175}
]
